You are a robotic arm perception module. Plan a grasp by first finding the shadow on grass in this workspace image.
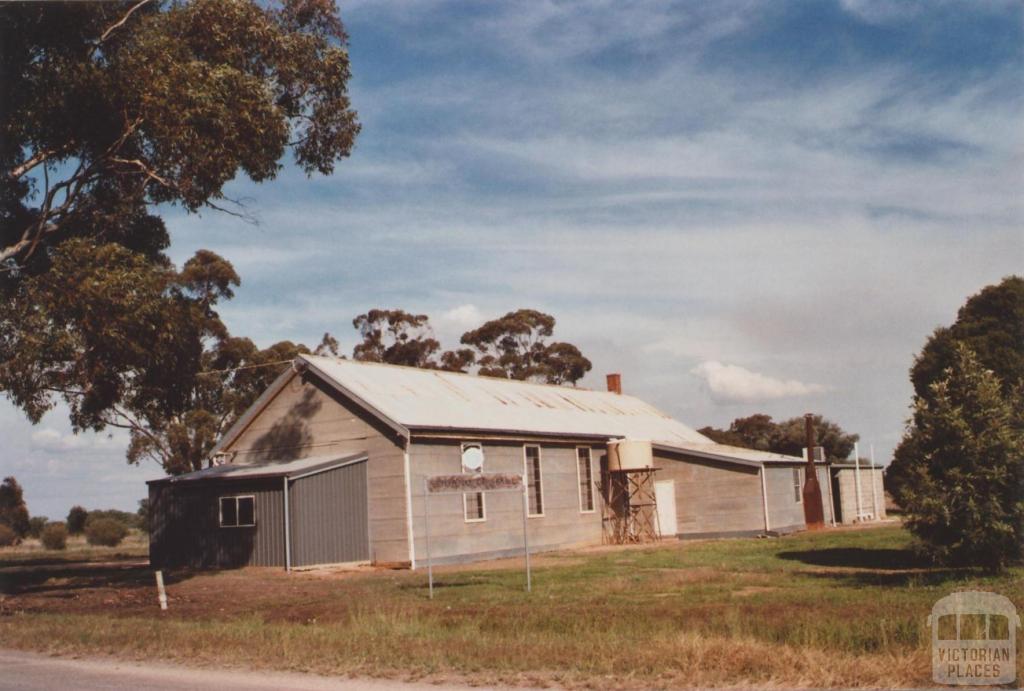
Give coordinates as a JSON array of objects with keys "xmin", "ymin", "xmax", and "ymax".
[
  {"xmin": 799, "ymin": 567, "xmax": 976, "ymax": 587},
  {"xmin": 0, "ymin": 553, "xmax": 145, "ymax": 569},
  {"xmin": 778, "ymin": 547, "xmax": 981, "ymax": 586},
  {"xmin": 0, "ymin": 561, "xmax": 194, "ymax": 596},
  {"xmin": 778, "ymin": 547, "xmax": 922, "ymax": 570}
]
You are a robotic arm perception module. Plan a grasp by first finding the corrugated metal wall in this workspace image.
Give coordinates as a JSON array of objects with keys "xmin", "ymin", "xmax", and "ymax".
[
  {"xmin": 290, "ymin": 460, "xmax": 370, "ymax": 566},
  {"xmin": 150, "ymin": 478, "xmax": 286, "ymax": 568}
]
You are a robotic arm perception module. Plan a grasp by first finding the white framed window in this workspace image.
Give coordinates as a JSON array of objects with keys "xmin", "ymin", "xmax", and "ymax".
[
  {"xmin": 462, "ymin": 443, "xmax": 486, "ymax": 522},
  {"xmin": 524, "ymin": 445, "xmax": 544, "ymax": 517},
  {"xmin": 576, "ymin": 446, "xmax": 595, "ymax": 513},
  {"xmin": 219, "ymin": 495, "xmax": 255, "ymax": 527},
  {"xmin": 792, "ymin": 468, "xmax": 803, "ymax": 503}
]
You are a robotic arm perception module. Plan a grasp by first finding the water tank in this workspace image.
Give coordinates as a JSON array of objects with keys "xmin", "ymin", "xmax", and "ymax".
[{"xmin": 607, "ymin": 439, "xmax": 653, "ymax": 471}]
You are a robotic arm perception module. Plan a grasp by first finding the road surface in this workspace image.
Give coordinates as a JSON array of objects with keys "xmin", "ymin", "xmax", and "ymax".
[{"xmin": 0, "ymin": 649, "xmax": 520, "ymax": 691}]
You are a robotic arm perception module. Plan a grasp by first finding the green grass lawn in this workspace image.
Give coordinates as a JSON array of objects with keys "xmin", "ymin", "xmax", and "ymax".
[{"xmin": 1, "ymin": 525, "xmax": 1020, "ymax": 688}]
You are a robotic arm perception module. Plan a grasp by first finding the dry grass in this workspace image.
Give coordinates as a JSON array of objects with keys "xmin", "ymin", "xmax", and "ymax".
[
  {"xmin": 0, "ymin": 531, "xmax": 148, "ymax": 566},
  {"xmin": 1, "ymin": 525, "xmax": 1021, "ymax": 689}
]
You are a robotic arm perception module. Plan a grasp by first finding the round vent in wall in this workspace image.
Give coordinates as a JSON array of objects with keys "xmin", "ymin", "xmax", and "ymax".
[{"xmin": 461, "ymin": 444, "xmax": 484, "ymax": 474}]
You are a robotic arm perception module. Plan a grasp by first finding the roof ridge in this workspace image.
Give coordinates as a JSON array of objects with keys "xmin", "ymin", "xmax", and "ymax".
[{"xmin": 299, "ymin": 353, "xmax": 636, "ymax": 396}]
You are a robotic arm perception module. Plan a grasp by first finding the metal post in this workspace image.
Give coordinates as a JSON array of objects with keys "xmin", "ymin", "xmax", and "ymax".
[
  {"xmin": 854, "ymin": 442, "xmax": 864, "ymax": 521},
  {"xmin": 282, "ymin": 476, "xmax": 291, "ymax": 572},
  {"xmin": 759, "ymin": 466, "xmax": 770, "ymax": 533},
  {"xmin": 424, "ymin": 477, "xmax": 433, "ymax": 599},
  {"xmin": 522, "ymin": 477, "xmax": 531, "ymax": 593},
  {"xmin": 824, "ymin": 460, "xmax": 837, "ymax": 527},
  {"xmin": 869, "ymin": 444, "xmax": 880, "ymax": 520}
]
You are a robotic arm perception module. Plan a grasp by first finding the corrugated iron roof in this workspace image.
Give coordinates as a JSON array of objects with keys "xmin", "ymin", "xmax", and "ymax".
[
  {"xmin": 299, "ymin": 355, "xmax": 711, "ymax": 446},
  {"xmin": 148, "ymin": 452, "xmax": 367, "ymax": 484},
  {"xmin": 655, "ymin": 441, "xmax": 805, "ymax": 466}
]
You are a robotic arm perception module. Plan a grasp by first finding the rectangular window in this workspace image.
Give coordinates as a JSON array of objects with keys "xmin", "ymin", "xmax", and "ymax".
[
  {"xmin": 577, "ymin": 447, "xmax": 595, "ymax": 512},
  {"xmin": 219, "ymin": 495, "xmax": 255, "ymax": 527},
  {"xmin": 462, "ymin": 443, "xmax": 485, "ymax": 522},
  {"xmin": 792, "ymin": 468, "xmax": 802, "ymax": 503},
  {"xmin": 524, "ymin": 445, "xmax": 544, "ymax": 516}
]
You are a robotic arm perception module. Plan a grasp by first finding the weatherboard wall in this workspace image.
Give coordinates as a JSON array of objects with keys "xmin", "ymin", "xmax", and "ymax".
[
  {"xmin": 652, "ymin": 449, "xmax": 767, "ymax": 537},
  {"xmin": 221, "ymin": 370, "xmax": 410, "ymax": 564},
  {"xmin": 408, "ymin": 439, "xmax": 604, "ymax": 566},
  {"xmin": 834, "ymin": 467, "xmax": 886, "ymax": 524},
  {"xmin": 761, "ymin": 464, "xmax": 833, "ymax": 533}
]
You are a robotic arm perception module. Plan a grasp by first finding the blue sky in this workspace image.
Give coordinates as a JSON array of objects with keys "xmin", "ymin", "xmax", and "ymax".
[{"xmin": 3, "ymin": 0, "xmax": 1022, "ymax": 519}]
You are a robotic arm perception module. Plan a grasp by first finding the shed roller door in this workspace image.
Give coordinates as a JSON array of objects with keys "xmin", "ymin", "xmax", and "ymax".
[{"xmin": 290, "ymin": 460, "xmax": 370, "ymax": 566}]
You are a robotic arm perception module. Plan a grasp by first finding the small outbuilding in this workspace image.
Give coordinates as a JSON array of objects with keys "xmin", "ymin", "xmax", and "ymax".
[{"xmin": 149, "ymin": 356, "xmax": 873, "ymax": 570}]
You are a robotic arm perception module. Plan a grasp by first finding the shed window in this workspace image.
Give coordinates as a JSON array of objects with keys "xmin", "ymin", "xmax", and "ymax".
[
  {"xmin": 524, "ymin": 445, "xmax": 544, "ymax": 516},
  {"xmin": 219, "ymin": 495, "xmax": 255, "ymax": 527},
  {"xmin": 462, "ymin": 443, "xmax": 485, "ymax": 522},
  {"xmin": 577, "ymin": 447, "xmax": 595, "ymax": 512},
  {"xmin": 792, "ymin": 468, "xmax": 802, "ymax": 503}
]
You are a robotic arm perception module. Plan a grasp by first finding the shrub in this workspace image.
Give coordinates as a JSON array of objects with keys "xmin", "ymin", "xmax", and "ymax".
[
  {"xmin": 85, "ymin": 517, "xmax": 128, "ymax": 547},
  {"xmin": 86, "ymin": 508, "xmax": 139, "ymax": 530},
  {"xmin": 899, "ymin": 345, "xmax": 1024, "ymax": 570},
  {"xmin": 66, "ymin": 505, "xmax": 88, "ymax": 535},
  {"xmin": 0, "ymin": 477, "xmax": 30, "ymax": 538},
  {"xmin": 28, "ymin": 516, "xmax": 48, "ymax": 538},
  {"xmin": 0, "ymin": 523, "xmax": 17, "ymax": 547},
  {"xmin": 40, "ymin": 523, "xmax": 68, "ymax": 550}
]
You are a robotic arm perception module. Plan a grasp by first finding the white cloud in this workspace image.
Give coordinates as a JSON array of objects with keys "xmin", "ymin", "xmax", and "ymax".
[
  {"xmin": 440, "ymin": 304, "xmax": 483, "ymax": 327},
  {"xmin": 690, "ymin": 361, "xmax": 827, "ymax": 404},
  {"xmin": 31, "ymin": 427, "xmax": 85, "ymax": 451}
]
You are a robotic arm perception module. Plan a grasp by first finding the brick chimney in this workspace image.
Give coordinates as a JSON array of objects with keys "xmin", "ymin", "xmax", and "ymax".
[{"xmin": 606, "ymin": 373, "xmax": 622, "ymax": 395}]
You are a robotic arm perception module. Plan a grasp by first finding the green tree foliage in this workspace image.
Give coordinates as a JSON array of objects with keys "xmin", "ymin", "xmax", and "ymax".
[
  {"xmin": 85, "ymin": 508, "xmax": 140, "ymax": 530},
  {"xmin": 137, "ymin": 498, "xmax": 151, "ymax": 535},
  {"xmin": 1, "ymin": 0, "xmax": 359, "ymax": 270},
  {"xmin": 0, "ymin": 476, "xmax": 30, "ymax": 538},
  {"xmin": 459, "ymin": 309, "xmax": 593, "ymax": 385},
  {"xmin": 40, "ymin": 522, "xmax": 67, "ymax": 550},
  {"xmin": 1, "ymin": 240, "xmax": 236, "ymax": 432},
  {"xmin": 352, "ymin": 310, "xmax": 441, "ymax": 368},
  {"xmin": 66, "ymin": 505, "xmax": 88, "ymax": 535},
  {"xmin": 1, "ymin": 235, "xmax": 335, "ymax": 474},
  {"xmin": 126, "ymin": 335, "xmax": 330, "ymax": 474},
  {"xmin": 698, "ymin": 414, "xmax": 858, "ymax": 462},
  {"xmin": 889, "ymin": 276, "xmax": 1024, "ymax": 504},
  {"xmin": 910, "ymin": 276, "xmax": 1024, "ymax": 403},
  {"xmin": 85, "ymin": 517, "xmax": 128, "ymax": 547},
  {"xmin": 897, "ymin": 345, "xmax": 1024, "ymax": 570},
  {"xmin": 27, "ymin": 516, "xmax": 48, "ymax": 539},
  {"xmin": 347, "ymin": 308, "xmax": 593, "ymax": 385},
  {"xmin": 0, "ymin": 0, "xmax": 359, "ymax": 468}
]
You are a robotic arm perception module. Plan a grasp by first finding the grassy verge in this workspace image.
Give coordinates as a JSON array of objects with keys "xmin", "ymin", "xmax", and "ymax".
[
  {"xmin": 0, "ymin": 532, "xmax": 148, "ymax": 567},
  {"xmin": 1, "ymin": 525, "xmax": 1020, "ymax": 688}
]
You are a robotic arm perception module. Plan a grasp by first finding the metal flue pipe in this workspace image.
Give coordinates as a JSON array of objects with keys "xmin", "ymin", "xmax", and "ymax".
[{"xmin": 802, "ymin": 414, "xmax": 826, "ymax": 530}]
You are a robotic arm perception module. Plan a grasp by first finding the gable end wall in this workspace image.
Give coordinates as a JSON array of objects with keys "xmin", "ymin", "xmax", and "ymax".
[{"xmin": 222, "ymin": 371, "xmax": 410, "ymax": 564}]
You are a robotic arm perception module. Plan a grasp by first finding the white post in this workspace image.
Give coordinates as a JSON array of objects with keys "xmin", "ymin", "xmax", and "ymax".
[
  {"xmin": 759, "ymin": 466, "xmax": 771, "ymax": 533},
  {"xmin": 869, "ymin": 444, "xmax": 880, "ymax": 520},
  {"xmin": 853, "ymin": 442, "xmax": 864, "ymax": 522},
  {"xmin": 155, "ymin": 570, "xmax": 168, "ymax": 611},
  {"xmin": 824, "ymin": 462, "xmax": 837, "ymax": 527},
  {"xmin": 522, "ymin": 477, "xmax": 531, "ymax": 593},
  {"xmin": 283, "ymin": 476, "xmax": 291, "ymax": 571},
  {"xmin": 424, "ymin": 477, "xmax": 433, "ymax": 599}
]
